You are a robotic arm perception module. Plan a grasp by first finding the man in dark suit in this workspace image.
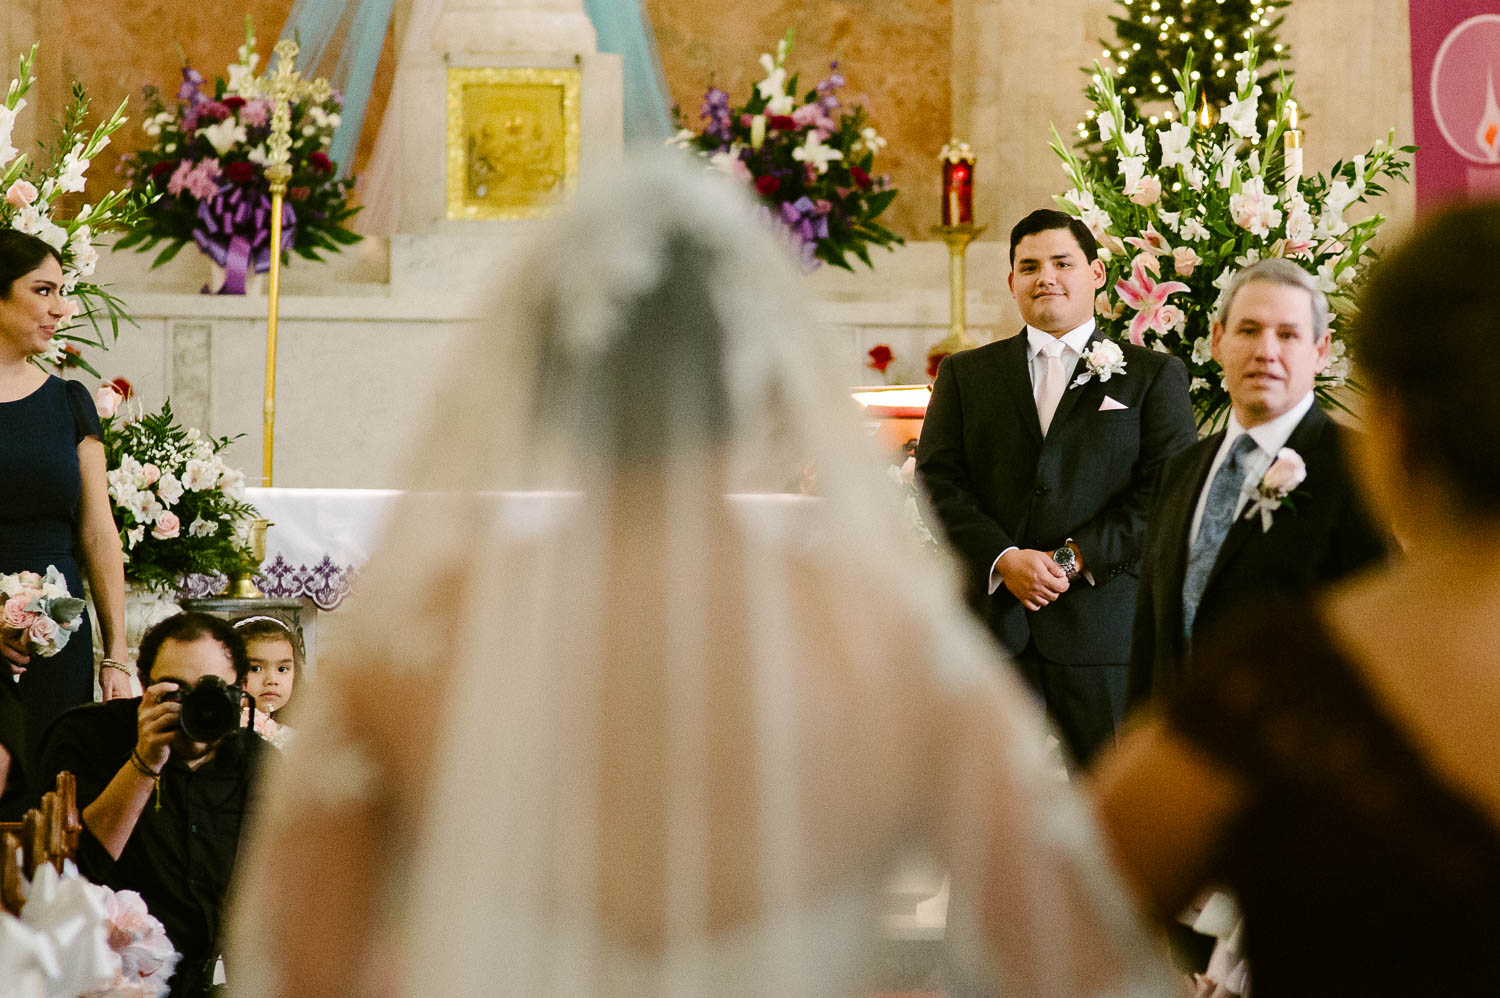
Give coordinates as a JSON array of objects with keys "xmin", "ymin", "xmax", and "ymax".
[
  {"xmin": 1128, "ymin": 258, "xmax": 1387, "ymax": 705},
  {"xmin": 917, "ymin": 210, "xmax": 1196, "ymax": 765}
]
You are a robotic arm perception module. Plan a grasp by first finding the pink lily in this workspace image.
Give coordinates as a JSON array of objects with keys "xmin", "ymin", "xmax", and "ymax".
[
  {"xmin": 1115, "ymin": 254, "xmax": 1191, "ymax": 346},
  {"xmin": 1124, "ymin": 223, "xmax": 1173, "ymax": 258}
]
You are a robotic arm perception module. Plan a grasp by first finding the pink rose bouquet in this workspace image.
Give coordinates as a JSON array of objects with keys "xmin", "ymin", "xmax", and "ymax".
[{"xmin": 0, "ymin": 566, "xmax": 85, "ymax": 657}]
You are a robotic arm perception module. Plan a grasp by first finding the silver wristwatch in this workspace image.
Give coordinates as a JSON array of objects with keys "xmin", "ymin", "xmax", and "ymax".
[{"xmin": 1051, "ymin": 543, "xmax": 1079, "ymax": 580}]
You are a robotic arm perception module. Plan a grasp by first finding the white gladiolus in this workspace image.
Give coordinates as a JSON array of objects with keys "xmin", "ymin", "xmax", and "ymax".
[
  {"xmin": 1220, "ymin": 88, "xmax": 1261, "ymax": 142},
  {"xmin": 1157, "ymin": 122, "xmax": 1194, "ymax": 170},
  {"xmin": 56, "ymin": 143, "xmax": 89, "ymax": 193},
  {"xmin": 0, "ymin": 100, "xmax": 23, "ymax": 166}
]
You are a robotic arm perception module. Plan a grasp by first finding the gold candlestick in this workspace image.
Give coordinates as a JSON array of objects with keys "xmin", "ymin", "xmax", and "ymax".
[
  {"xmin": 928, "ymin": 223, "xmax": 987, "ymax": 362},
  {"xmin": 237, "ymin": 39, "xmax": 333, "ymax": 487}
]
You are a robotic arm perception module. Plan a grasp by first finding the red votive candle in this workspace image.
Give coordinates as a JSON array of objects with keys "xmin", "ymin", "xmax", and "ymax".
[{"xmin": 941, "ymin": 141, "xmax": 976, "ymax": 226}]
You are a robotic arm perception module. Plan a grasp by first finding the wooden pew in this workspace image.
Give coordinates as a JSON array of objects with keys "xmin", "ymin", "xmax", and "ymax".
[{"xmin": 0, "ymin": 771, "xmax": 79, "ymax": 915}]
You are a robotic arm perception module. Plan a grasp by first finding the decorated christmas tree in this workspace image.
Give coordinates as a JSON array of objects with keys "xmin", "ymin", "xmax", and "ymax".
[{"xmin": 1077, "ymin": 0, "xmax": 1293, "ymax": 154}]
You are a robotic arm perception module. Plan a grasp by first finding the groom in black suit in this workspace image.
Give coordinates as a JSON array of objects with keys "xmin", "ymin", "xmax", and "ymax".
[
  {"xmin": 917, "ymin": 210, "xmax": 1196, "ymax": 764},
  {"xmin": 1128, "ymin": 259, "xmax": 1387, "ymax": 704}
]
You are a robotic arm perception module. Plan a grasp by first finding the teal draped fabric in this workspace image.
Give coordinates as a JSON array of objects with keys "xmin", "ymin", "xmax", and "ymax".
[
  {"xmin": 584, "ymin": 0, "xmax": 674, "ymax": 145},
  {"xmin": 277, "ymin": 0, "xmax": 399, "ymax": 174},
  {"xmin": 278, "ymin": 0, "xmax": 673, "ymax": 171}
]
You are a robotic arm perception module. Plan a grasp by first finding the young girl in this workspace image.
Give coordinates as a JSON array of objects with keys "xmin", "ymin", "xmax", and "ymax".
[{"xmin": 233, "ymin": 616, "xmax": 302, "ymax": 746}]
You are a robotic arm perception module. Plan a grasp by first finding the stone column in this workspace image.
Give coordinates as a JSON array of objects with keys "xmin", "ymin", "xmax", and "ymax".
[{"xmin": 952, "ymin": 0, "xmax": 1111, "ymax": 321}]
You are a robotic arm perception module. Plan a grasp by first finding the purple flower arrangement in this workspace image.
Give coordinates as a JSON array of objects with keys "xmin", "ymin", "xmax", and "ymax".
[
  {"xmin": 670, "ymin": 31, "xmax": 902, "ymax": 271},
  {"xmin": 116, "ymin": 21, "xmax": 359, "ymax": 293}
]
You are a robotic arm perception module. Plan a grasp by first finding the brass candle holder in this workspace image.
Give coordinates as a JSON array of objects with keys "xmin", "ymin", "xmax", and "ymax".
[
  {"xmin": 928, "ymin": 223, "xmax": 987, "ymax": 362},
  {"xmin": 225, "ymin": 518, "xmax": 270, "ymax": 599}
]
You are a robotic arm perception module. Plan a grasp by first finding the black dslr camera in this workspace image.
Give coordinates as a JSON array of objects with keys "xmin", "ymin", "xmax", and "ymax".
[{"xmin": 159, "ymin": 676, "xmax": 248, "ymax": 743}]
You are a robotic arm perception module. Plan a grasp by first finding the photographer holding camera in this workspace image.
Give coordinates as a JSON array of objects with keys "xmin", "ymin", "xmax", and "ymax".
[{"xmin": 37, "ymin": 611, "xmax": 267, "ymax": 997}]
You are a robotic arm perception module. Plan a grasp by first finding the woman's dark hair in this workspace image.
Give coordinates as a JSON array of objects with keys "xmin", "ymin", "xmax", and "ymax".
[
  {"xmin": 0, "ymin": 230, "xmax": 63, "ymax": 298},
  {"xmin": 1008, "ymin": 208, "xmax": 1099, "ymax": 264},
  {"xmin": 1351, "ymin": 200, "xmax": 1500, "ymax": 516},
  {"xmin": 137, "ymin": 612, "xmax": 251, "ymax": 685}
]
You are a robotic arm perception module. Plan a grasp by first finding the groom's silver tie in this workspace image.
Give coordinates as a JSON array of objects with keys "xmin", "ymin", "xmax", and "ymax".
[
  {"xmin": 1036, "ymin": 339, "xmax": 1069, "ymax": 436},
  {"xmin": 1182, "ymin": 433, "xmax": 1258, "ymax": 638}
]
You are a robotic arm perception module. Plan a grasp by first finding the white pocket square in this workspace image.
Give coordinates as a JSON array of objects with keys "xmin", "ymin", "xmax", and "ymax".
[{"xmin": 1099, "ymin": 396, "xmax": 1129, "ymax": 411}]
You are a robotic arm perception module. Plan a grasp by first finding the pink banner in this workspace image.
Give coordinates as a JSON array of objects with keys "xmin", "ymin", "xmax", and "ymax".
[{"xmin": 1409, "ymin": 2, "xmax": 1500, "ymax": 209}]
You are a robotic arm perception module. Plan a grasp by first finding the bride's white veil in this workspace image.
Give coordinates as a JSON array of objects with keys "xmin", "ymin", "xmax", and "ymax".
[{"xmin": 228, "ymin": 152, "xmax": 1171, "ymax": 997}]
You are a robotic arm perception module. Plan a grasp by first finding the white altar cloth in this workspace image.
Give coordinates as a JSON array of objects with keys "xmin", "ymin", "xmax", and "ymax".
[{"xmin": 229, "ymin": 487, "xmax": 821, "ymax": 609}]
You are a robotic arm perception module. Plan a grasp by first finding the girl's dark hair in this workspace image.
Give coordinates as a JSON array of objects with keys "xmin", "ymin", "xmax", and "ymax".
[
  {"xmin": 233, "ymin": 615, "xmax": 305, "ymax": 670},
  {"xmin": 0, "ymin": 230, "xmax": 63, "ymax": 298},
  {"xmin": 137, "ymin": 612, "xmax": 251, "ymax": 685},
  {"xmin": 1351, "ymin": 200, "xmax": 1500, "ymax": 516}
]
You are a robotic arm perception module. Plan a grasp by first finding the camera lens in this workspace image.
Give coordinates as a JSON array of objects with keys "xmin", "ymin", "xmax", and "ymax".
[{"xmin": 178, "ymin": 677, "xmax": 245, "ymax": 743}]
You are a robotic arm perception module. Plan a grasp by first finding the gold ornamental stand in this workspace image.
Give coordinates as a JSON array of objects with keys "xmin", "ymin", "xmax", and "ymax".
[
  {"xmin": 238, "ymin": 40, "xmax": 333, "ymax": 487},
  {"xmin": 927, "ymin": 223, "xmax": 988, "ymax": 363}
]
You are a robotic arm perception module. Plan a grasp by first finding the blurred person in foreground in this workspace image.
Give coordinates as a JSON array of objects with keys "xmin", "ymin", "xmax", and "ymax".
[
  {"xmin": 227, "ymin": 154, "xmax": 1174, "ymax": 997},
  {"xmin": 1094, "ymin": 202, "xmax": 1500, "ymax": 996}
]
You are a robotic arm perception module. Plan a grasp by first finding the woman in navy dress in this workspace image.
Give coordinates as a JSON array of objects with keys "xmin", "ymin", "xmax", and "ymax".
[{"xmin": 0, "ymin": 230, "xmax": 129, "ymax": 816}]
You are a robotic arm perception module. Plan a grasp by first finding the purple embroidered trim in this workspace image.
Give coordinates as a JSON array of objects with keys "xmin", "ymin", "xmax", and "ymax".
[{"xmin": 180, "ymin": 554, "xmax": 360, "ymax": 609}]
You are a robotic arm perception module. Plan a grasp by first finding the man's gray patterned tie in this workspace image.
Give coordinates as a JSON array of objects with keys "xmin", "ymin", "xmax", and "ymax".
[{"xmin": 1182, "ymin": 433, "xmax": 1259, "ymax": 637}]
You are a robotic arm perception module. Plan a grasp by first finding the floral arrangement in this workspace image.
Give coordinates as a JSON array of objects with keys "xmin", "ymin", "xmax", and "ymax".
[
  {"xmin": 97, "ymin": 383, "xmax": 259, "ymax": 592},
  {"xmin": 7, "ymin": 860, "xmax": 177, "ymax": 997},
  {"xmin": 0, "ymin": 566, "xmax": 85, "ymax": 657},
  {"xmin": 1, "ymin": 44, "xmax": 143, "ymax": 374},
  {"xmin": 669, "ymin": 31, "xmax": 902, "ymax": 270},
  {"xmin": 1050, "ymin": 47, "xmax": 1414, "ymax": 428},
  {"xmin": 116, "ymin": 20, "xmax": 360, "ymax": 293}
]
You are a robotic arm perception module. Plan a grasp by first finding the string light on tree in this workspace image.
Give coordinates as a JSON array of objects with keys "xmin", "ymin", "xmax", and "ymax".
[{"xmin": 1076, "ymin": 0, "xmax": 1293, "ymax": 164}]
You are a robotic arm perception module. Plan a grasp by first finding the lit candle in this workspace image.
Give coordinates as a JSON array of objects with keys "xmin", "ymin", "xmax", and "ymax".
[
  {"xmin": 1196, "ymin": 92, "xmax": 1216, "ymax": 130},
  {"xmin": 941, "ymin": 141, "xmax": 975, "ymax": 226},
  {"xmin": 1283, "ymin": 101, "xmax": 1303, "ymax": 189}
]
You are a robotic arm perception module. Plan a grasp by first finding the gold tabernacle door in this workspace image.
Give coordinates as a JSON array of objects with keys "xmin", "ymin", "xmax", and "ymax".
[{"xmin": 445, "ymin": 66, "xmax": 581, "ymax": 220}]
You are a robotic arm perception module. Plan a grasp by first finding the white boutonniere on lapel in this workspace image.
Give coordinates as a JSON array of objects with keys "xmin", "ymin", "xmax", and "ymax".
[
  {"xmin": 1243, "ymin": 447, "xmax": 1306, "ymax": 532},
  {"xmin": 1070, "ymin": 339, "xmax": 1127, "ymax": 389}
]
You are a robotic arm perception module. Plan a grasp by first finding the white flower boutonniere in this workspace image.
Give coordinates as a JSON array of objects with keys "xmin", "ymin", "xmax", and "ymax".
[
  {"xmin": 1070, "ymin": 339, "xmax": 1128, "ymax": 389},
  {"xmin": 1243, "ymin": 447, "xmax": 1306, "ymax": 532}
]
